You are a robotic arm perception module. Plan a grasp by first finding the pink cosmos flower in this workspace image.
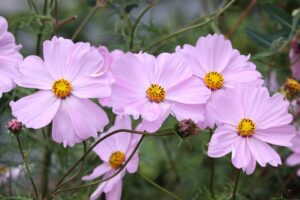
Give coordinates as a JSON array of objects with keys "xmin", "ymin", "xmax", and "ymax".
[
  {"xmin": 290, "ymin": 37, "xmax": 300, "ymax": 79},
  {"xmin": 208, "ymin": 84, "xmax": 294, "ymax": 174},
  {"xmin": 82, "ymin": 115, "xmax": 140, "ymax": 200},
  {"xmin": 286, "ymin": 131, "xmax": 300, "ymax": 176},
  {"xmin": 0, "ymin": 16, "xmax": 22, "ymax": 97},
  {"xmin": 104, "ymin": 52, "xmax": 210, "ymax": 132},
  {"xmin": 10, "ymin": 36, "xmax": 114, "ymax": 147},
  {"xmin": 177, "ymin": 34, "xmax": 262, "ymax": 128}
]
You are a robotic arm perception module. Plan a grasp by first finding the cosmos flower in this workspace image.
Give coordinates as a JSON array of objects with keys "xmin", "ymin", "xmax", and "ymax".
[
  {"xmin": 104, "ymin": 52, "xmax": 210, "ymax": 132},
  {"xmin": 208, "ymin": 84, "xmax": 295, "ymax": 174},
  {"xmin": 0, "ymin": 165, "xmax": 23, "ymax": 186},
  {"xmin": 286, "ymin": 131, "xmax": 300, "ymax": 176},
  {"xmin": 82, "ymin": 115, "xmax": 141, "ymax": 200},
  {"xmin": 0, "ymin": 16, "xmax": 22, "ymax": 97},
  {"xmin": 10, "ymin": 36, "xmax": 114, "ymax": 147},
  {"xmin": 177, "ymin": 34, "xmax": 262, "ymax": 128}
]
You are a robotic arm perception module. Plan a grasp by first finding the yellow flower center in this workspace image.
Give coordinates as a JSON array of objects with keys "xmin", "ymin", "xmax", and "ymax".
[
  {"xmin": 52, "ymin": 79, "xmax": 72, "ymax": 98},
  {"xmin": 237, "ymin": 118, "xmax": 256, "ymax": 137},
  {"xmin": 146, "ymin": 84, "xmax": 166, "ymax": 103},
  {"xmin": 109, "ymin": 151, "xmax": 125, "ymax": 169},
  {"xmin": 0, "ymin": 166, "xmax": 8, "ymax": 174},
  {"xmin": 204, "ymin": 72, "xmax": 224, "ymax": 90},
  {"xmin": 285, "ymin": 78, "xmax": 300, "ymax": 93}
]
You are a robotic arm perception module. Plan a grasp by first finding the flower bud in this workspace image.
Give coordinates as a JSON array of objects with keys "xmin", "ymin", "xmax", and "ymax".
[
  {"xmin": 175, "ymin": 119, "xmax": 198, "ymax": 138},
  {"xmin": 7, "ymin": 118, "xmax": 22, "ymax": 134}
]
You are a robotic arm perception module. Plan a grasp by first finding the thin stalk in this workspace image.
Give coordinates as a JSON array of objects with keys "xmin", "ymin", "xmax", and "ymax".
[
  {"xmin": 129, "ymin": 0, "xmax": 160, "ymax": 50},
  {"xmin": 55, "ymin": 141, "xmax": 87, "ymax": 189},
  {"xmin": 142, "ymin": 0, "xmax": 235, "ymax": 52},
  {"xmin": 137, "ymin": 171, "xmax": 181, "ymax": 200},
  {"xmin": 209, "ymin": 129, "xmax": 215, "ymax": 198},
  {"xmin": 40, "ymin": 128, "xmax": 52, "ymax": 198},
  {"xmin": 161, "ymin": 138, "xmax": 180, "ymax": 182},
  {"xmin": 52, "ymin": 136, "xmax": 145, "ymax": 195},
  {"xmin": 71, "ymin": 5, "xmax": 100, "ymax": 40},
  {"xmin": 231, "ymin": 169, "xmax": 241, "ymax": 200},
  {"xmin": 15, "ymin": 134, "xmax": 39, "ymax": 199},
  {"xmin": 36, "ymin": 0, "xmax": 48, "ymax": 55}
]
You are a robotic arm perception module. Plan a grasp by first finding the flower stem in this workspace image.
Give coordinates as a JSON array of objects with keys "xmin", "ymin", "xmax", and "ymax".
[
  {"xmin": 231, "ymin": 169, "xmax": 241, "ymax": 200},
  {"xmin": 208, "ymin": 129, "xmax": 215, "ymax": 198},
  {"xmin": 137, "ymin": 171, "xmax": 182, "ymax": 200},
  {"xmin": 129, "ymin": 0, "xmax": 160, "ymax": 50},
  {"xmin": 15, "ymin": 134, "xmax": 39, "ymax": 199},
  {"xmin": 142, "ymin": 0, "xmax": 235, "ymax": 52},
  {"xmin": 71, "ymin": 5, "xmax": 100, "ymax": 40}
]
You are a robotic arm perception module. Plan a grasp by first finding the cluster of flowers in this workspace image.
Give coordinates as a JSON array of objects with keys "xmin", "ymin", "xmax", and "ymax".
[{"xmin": 0, "ymin": 15, "xmax": 298, "ymax": 199}]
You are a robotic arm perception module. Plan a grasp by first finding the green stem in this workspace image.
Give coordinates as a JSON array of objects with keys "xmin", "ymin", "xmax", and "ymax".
[
  {"xmin": 232, "ymin": 169, "xmax": 241, "ymax": 200},
  {"xmin": 71, "ymin": 5, "xmax": 100, "ymax": 40},
  {"xmin": 15, "ymin": 134, "xmax": 39, "ymax": 199},
  {"xmin": 36, "ymin": 0, "xmax": 49, "ymax": 55},
  {"xmin": 52, "ymin": 136, "xmax": 145, "ymax": 195},
  {"xmin": 209, "ymin": 129, "xmax": 215, "ymax": 198},
  {"xmin": 137, "ymin": 171, "xmax": 182, "ymax": 200},
  {"xmin": 129, "ymin": 0, "xmax": 160, "ymax": 50},
  {"xmin": 142, "ymin": 0, "xmax": 235, "ymax": 52},
  {"xmin": 54, "ymin": 141, "xmax": 87, "ymax": 189},
  {"xmin": 161, "ymin": 138, "xmax": 180, "ymax": 182}
]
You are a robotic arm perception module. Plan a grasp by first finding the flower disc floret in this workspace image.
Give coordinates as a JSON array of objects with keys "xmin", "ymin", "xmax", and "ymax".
[
  {"xmin": 109, "ymin": 151, "xmax": 125, "ymax": 169},
  {"xmin": 237, "ymin": 118, "xmax": 256, "ymax": 137},
  {"xmin": 52, "ymin": 79, "xmax": 72, "ymax": 98},
  {"xmin": 146, "ymin": 84, "xmax": 166, "ymax": 103},
  {"xmin": 204, "ymin": 72, "xmax": 224, "ymax": 90}
]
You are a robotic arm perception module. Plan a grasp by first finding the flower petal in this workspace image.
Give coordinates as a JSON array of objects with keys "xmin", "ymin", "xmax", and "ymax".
[
  {"xmin": 82, "ymin": 163, "xmax": 111, "ymax": 181},
  {"xmin": 106, "ymin": 180, "xmax": 123, "ymax": 200},
  {"xmin": 10, "ymin": 91, "xmax": 60, "ymax": 129}
]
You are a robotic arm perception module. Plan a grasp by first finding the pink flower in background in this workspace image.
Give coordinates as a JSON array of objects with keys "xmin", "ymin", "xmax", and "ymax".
[
  {"xmin": 104, "ymin": 52, "xmax": 210, "ymax": 132},
  {"xmin": 177, "ymin": 34, "xmax": 262, "ymax": 128},
  {"xmin": 290, "ymin": 37, "xmax": 300, "ymax": 79},
  {"xmin": 286, "ymin": 131, "xmax": 300, "ymax": 176},
  {"xmin": 208, "ymin": 84, "xmax": 294, "ymax": 174},
  {"xmin": 0, "ymin": 165, "xmax": 23, "ymax": 186},
  {"xmin": 0, "ymin": 16, "xmax": 22, "ymax": 97},
  {"xmin": 82, "ymin": 115, "xmax": 140, "ymax": 200},
  {"xmin": 10, "ymin": 36, "xmax": 114, "ymax": 147}
]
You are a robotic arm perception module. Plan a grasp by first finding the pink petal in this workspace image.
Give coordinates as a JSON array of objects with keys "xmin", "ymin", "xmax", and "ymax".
[
  {"xmin": 171, "ymin": 103, "xmax": 205, "ymax": 123},
  {"xmin": 155, "ymin": 52, "xmax": 192, "ymax": 88},
  {"xmin": 248, "ymin": 137, "xmax": 281, "ymax": 167},
  {"xmin": 52, "ymin": 100, "xmax": 82, "ymax": 147},
  {"xmin": 15, "ymin": 55, "xmax": 54, "ymax": 89},
  {"xmin": 82, "ymin": 163, "xmax": 111, "ymax": 181},
  {"xmin": 90, "ymin": 182, "xmax": 107, "ymax": 200},
  {"xmin": 176, "ymin": 44, "xmax": 206, "ymax": 78},
  {"xmin": 223, "ymin": 70, "xmax": 262, "ymax": 88},
  {"xmin": 64, "ymin": 96, "xmax": 108, "ymax": 140},
  {"xmin": 72, "ymin": 72, "xmax": 114, "ymax": 98},
  {"xmin": 126, "ymin": 154, "xmax": 139, "ymax": 173},
  {"xmin": 232, "ymin": 138, "xmax": 252, "ymax": 172},
  {"xmin": 10, "ymin": 91, "xmax": 60, "ymax": 129},
  {"xmin": 286, "ymin": 153, "xmax": 300, "ymax": 166},
  {"xmin": 106, "ymin": 180, "xmax": 123, "ymax": 200},
  {"xmin": 208, "ymin": 125, "xmax": 238, "ymax": 157},
  {"xmin": 166, "ymin": 77, "xmax": 210, "ymax": 104},
  {"xmin": 256, "ymin": 94, "xmax": 292, "ymax": 129},
  {"xmin": 254, "ymin": 125, "xmax": 295, "ymax": 147}
]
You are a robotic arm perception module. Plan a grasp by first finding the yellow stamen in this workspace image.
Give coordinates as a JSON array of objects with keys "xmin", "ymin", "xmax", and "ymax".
[
  {"xmin": 109, "ymin": 151, "xmax": 125, "ymax": 169},
  {"xmin": 52, "ymin": 79, "xmax": 72, "ymax": 98},
  {"xmin": 204, "ymin": 72, "xmax": 224, "ymax": 90},
  {"xmin": 285, "ymin": 78, "xmax": 300, "ymax": 93},
  {"xmin": 146, "ymin": 84, "xmax": 166, "ymax": 103},
  {"xmin": 237, "ymin": 118, "xmax": 256, "ymax": 137}
]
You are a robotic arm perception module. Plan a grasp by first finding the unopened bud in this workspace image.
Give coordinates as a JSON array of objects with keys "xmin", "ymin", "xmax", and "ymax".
[
  {"xmin": 175, "ymin": 119, "xmax": 198, "ymax": 138},
  {"xmin": 7, "ymin": 119, "xmax": 22, "ymax": 134}
]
